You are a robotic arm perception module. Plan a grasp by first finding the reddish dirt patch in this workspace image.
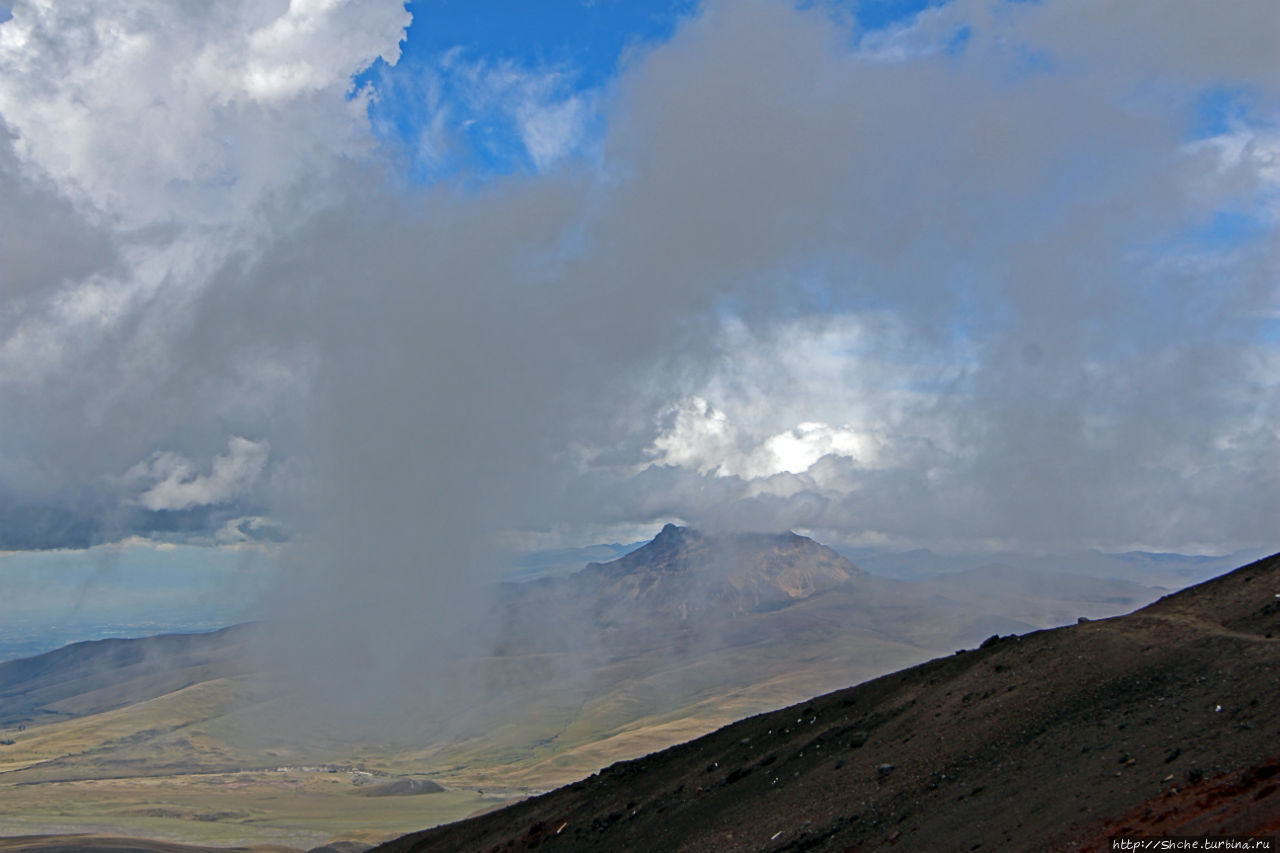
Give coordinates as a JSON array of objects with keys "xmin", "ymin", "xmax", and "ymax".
[{"xmin": 1080, "ymin": 757, "xmax": 1280, "ymax": 848}]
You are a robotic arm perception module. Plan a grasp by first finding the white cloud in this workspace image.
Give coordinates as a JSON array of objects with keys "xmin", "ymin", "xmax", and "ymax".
[
  {"xmin": 129, "ymin": 436, "xmax": 270, "ymax": 512},
  {"xmin": 1190, "ymin": 126, "xmax": 1280, "ymax": 222},
  {"xmin": 649, "ymin": 396, "xmax": 879, "ymax": 479},
  {"xmin": 639, "ymin": 312, "xmax": 959, "ymax": 487},
  {"xmin": 0, "ymin": 0, "xmax": 404, "ymax": 536},
  {"xmin": 0, "ymin": 0, "xmax": 411, "ymax": 422},
  {"xmin": 437, "ymin": 51, "xmax": 595, "ymax": 171},
  {"xmin": 649, "ymin": 396, "xmax": 736, "ymax": 474},
  {"xmin": 756, "ymin": 422, "xmax": 874, "ymax": 475},
  {"xmin": 517, "ymin": 93, "xmax": 590, "ymax": 171},
  {"xmin": 0, "ymin": 0, "xmax": 409, "ymax": 227},
  {"xmin": 214, "ymin": 514, "xmax": 285, "ymax": 546}
]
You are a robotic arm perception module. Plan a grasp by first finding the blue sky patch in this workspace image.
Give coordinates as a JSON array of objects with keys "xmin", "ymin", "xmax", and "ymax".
[
  {"xmin": 1191, "ymin": 86, "xmax": 1258, "ymax": 140},
  {"xmin": 849, "ymin": 0, "xmax": 937, "ymax": 32},
  {"xmin": 354, "ymin": 0, "xmax": 986, "ymax": 184},
  {"xmin": 946, "ymin": 24, "xmax": 971, "ymax": 56},
  {"xmin": 355, "ymin": 0, "xmax": 697, "ymax": 182},
  {"xmin": 1190, "ymin": 208, "xmax": 1271, "ymax": 248}
]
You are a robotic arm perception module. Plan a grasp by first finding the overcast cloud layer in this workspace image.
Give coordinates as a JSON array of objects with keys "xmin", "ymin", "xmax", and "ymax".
[{"xmin": 1, "ymin": 0, "xmax": 1277, "ymax": 571}]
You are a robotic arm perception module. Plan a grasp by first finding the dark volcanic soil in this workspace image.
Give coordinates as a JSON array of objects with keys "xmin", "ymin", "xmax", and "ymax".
[{"xmin": 376, "ymin": 553, "xmax": 1280, "ymax": 852}]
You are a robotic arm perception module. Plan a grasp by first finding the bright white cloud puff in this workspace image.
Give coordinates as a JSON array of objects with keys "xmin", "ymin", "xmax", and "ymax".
[
  {"xmin": 128, "ymin": 437, "xmax": 270, "ymax": 512},
  {"xmin": 649, "ymin": 396, "xmax": 878, "ymax": 479}
]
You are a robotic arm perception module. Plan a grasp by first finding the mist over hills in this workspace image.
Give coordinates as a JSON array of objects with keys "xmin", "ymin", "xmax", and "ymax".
[
  {"xmin": 378, "ymin": 551, "xmax": 1280, "ymax": 853},
  {"xmin": 0, "ymin": 543, "xmax": 1274, "ymax": 851},
  {"xmin": 851, "ymin": 547, "xmax": 1260, "ymax": 589},
  {"xmin": 0, "ymin": 527, "xmax": 1178, "ymax": 757},
  {"xmin": 490, "ymin": 526, "xmax": 1170, "ymax": 679},
  {"xmin": 0, "ymin": 526, "xmax": 1180, "ymax": 826}
]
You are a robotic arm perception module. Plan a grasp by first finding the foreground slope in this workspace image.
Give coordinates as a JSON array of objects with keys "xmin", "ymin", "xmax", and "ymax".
[{"xmin": 378, "ymin": 552, "xmax": 1280, "ymax": 852}]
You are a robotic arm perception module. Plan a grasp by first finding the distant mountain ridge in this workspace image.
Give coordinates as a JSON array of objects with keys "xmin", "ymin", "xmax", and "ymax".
[
  {"xmin": 850, "ymin": 546, "xmax": 1268, "ymax": 587},
  {"xmin": 574, "ymin": 524, "xmax": 861, "ymax": 617}
]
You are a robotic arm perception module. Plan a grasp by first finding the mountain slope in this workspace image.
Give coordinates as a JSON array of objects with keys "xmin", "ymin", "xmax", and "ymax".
[{"xmin": 377, "ymin": 551, "xmax": 1280, "ymax": 853}]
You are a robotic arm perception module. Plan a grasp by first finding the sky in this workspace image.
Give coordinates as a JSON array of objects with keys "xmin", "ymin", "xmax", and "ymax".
[{"xmin": 0, "ymin": 0, "xmax": 1278, "ymax": 639}]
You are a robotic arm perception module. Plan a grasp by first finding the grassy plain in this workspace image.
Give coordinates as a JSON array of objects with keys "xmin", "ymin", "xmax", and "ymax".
[{"xmin": 0, "ymin": 675, "xmax": 512, "ymax": 849}]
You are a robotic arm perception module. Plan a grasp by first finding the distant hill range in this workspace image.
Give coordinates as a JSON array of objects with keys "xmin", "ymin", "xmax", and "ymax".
[
  {"xmin": 493, "ymin": 525, "xmax": 1165, "ymax": 677},
  {"xmin": 1, "ymin": 528, "xmax": 1175, "ymax": 772},
  {"xmin": 379, "ymin": 550, "xmax": 1280, "ymax": 852}
]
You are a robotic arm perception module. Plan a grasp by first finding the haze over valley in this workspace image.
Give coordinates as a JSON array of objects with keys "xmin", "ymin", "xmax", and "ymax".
[{"xmin": 0, "ymin": 527, "xmax": 1269, "ymax": 847}]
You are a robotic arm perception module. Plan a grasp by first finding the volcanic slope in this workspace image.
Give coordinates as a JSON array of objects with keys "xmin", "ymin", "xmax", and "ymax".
[{"xmin": 376, "ymin": 551, "xmax": 1280, "ymax": 853}]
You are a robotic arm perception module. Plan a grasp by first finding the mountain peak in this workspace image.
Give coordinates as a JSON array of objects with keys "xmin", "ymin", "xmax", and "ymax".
[
  {"xmin": 649, "ymin": 521, "xmax": 699, "ymax": 550},
  {"xmin": 580, "ymin": 525, "xmax": 862, "ymax": 615}
]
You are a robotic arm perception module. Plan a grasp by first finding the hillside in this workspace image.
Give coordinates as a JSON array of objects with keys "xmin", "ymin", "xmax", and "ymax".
[
  {"xmin": 377, "ymin": 551, "xmax": 1280, "ymax": 852},
  {"xmin": 0, "ymin": 625, "xmax": 254, "ymax": 729}
]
